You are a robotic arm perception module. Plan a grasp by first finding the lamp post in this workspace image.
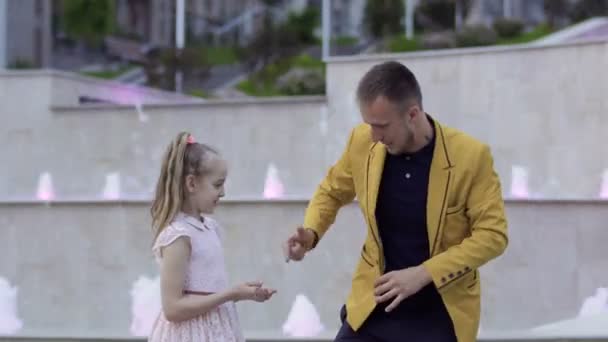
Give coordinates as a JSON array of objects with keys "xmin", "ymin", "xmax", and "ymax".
[
  {"xmin": 175, "ymin": 0, "xmax": 185, "ymax": 92},
  {"xmin": 322, "ymin": 0, "xmax": 330, "ymax": 60}
]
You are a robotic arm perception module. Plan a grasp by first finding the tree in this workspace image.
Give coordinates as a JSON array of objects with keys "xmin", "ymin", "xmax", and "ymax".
[
  {"xmin": 62, "ymin": 0, "xmax": 116, "ymax": 45},
  {"xmin": 543, "ymin": 0, "xmax": 569, "ymax": 28},
  {"xmin": 284, "ymin": 7, "xmax": 320, "ymax": 45},
  {"xmin": 144, "ymin": 47, "xmax": 209, "ymax": 91},
  {"xmin": 239, "ymin": 11, "xmax": 278, "ymax": 73},
  {"xmin": 569, "ymin": 0, "xmax": 608, "ymax": 23},
  {"xmin": 239, "ymin": 6, "xmax": 307, "ymax": 73},
  {"xmin": 363, "ymin": 0, "xmax": 405, "ymax": 38},
  {"xmin": 415, "ymin": 0, "xmax": 473, "ymax": 31},
  {"xmin": 455, "ymin": 0, "xmax": 464, "ymax": 31}
]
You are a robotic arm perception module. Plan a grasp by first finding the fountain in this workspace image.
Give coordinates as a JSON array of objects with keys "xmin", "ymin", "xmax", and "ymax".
[
  {"xmin": 36, "ymin": 172, "xmax": 55, "ymax": 201},
  {"xmin": 510, "ymin": 165, "xmax": 530, "ymax": 198},
  {"xmin": 531, "ymin": 287, "xmax": 608, "ymax": 336},
  {"xmin": 282, "ymin": 294, "xmax": 324, "ymax": 337},
  {"xmin": 0, "ymin": 277, "xmax": 23, "ymax": 334},
  {"xmin": 600, "ymin": 169, "xmax": 608, "ymax": 199},
  {"xmin": 263, "ymin": 163, "xmax": 285, "ymax": 199},
  {"xmin": 102, "ymin": 172, "xmax": 121, "ymax": 200},
  {"xmin": 129, "ymin": 275, "xmax": 161, "ymax": 337}
]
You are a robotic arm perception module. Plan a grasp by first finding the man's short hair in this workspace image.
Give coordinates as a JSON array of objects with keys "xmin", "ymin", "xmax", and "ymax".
[{"xmin": 356, "ymin": 61, "xmax": 423, "ymax": 110}]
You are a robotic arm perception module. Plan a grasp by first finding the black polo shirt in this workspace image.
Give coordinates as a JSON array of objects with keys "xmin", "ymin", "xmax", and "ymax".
[{"xmin": 364, "ymin": 121, "xmax": 456, "ymax": 341}]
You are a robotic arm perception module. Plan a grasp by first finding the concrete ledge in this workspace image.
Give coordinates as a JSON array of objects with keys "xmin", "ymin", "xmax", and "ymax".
[
  {"xmin": 0, "ymin": 69, "xmax": 327, "ymax": 109},
  {"xmin": 534, "ymin": 17, "xmax": 608, "ymax": 45},
  {"xmin": 0, "ymin": 335, "xmax": 606, "ymax": 342},
  {"xmin": 0, "ymin": 69, "xmax": 203, "ymax": 105},
  {"xmin": 0, "ymin": 196, "xmax": 311, "ymax": 205},
  {"xmin": 50, "ymin": 95, "xmax": 327, "ymax": 111},
  {"xmin": 325, "ymin": 36, "xmax": 608, "ymax": 63},
  {"xmin": 0, "ymin": 197, "xmax": 606, "ymax": 206},
  {"xmin": 1, "ymin": 199, "xmax": 606, "ymax": 333}
]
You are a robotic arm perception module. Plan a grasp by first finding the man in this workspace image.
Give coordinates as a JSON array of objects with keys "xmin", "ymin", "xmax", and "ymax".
[{"xmin": 283, "ymin": 61, "xmax": 508, "ymax": 342}]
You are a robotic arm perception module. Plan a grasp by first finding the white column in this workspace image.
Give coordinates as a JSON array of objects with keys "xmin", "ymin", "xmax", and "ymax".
[
  {"xmin": 322, "ymin": 0, "xmax": 331, "ymax": 60},
  {"xmin": 0, "ymin": 0, "xmax": 7, "ymax": 68},
  {"xmin": 176, "ymin": 0, "xmax": 185, "ymax": 49},
  {"xmin": 503, "ymin": 0, "xmax": 512, "ymax": 18},
  {"xmin": 405, "ymin": 0, "xmax": 414, "ymax": 39},
  {"xmin": 455, "ymin": 0, "xmax": 463, "ymax": 31},
  {"xmin": 175, "ymin": 0, "xmax": 185, "ymax": 93},
  {"xmin": 41, "ymin": 0, "xmax": 52, "ymax": 67},
  {"xmin": 243, "ymin": 6, "xmax": 253, "ymax": 43}
]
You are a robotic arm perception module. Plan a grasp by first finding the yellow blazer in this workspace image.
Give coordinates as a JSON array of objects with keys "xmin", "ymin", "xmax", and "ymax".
[{"xmin": 304, "ymin": 119, "xmax": 508, "ymax": 342}]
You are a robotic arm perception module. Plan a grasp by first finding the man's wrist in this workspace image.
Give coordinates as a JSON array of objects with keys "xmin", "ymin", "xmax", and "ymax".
[
  {"xmin": 417, "ymin": 264, "xmax": 433, "ymax": 286},
  {"xmin": 305, "ymin": 228, "xmax": 319, "ymax": 250}
]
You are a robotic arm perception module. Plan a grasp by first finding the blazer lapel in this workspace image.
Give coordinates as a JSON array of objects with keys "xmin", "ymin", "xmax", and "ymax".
[
  {"xmin": 427, "ymin": 121, "xmax": 454, "ymax": 256},
  {"xmin": 366, "ymin": 142, "xmax": 386, "ymax": 269}
]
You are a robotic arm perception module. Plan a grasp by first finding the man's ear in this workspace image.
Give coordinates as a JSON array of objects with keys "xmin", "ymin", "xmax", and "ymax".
[{"xmin": 407, "ymin": 104, "xmax": 422, "ymax": 122}]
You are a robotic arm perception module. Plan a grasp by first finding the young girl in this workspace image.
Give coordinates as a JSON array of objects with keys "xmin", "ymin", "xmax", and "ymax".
[{"xmin": 148, "ymin": 132, "xmax": 276, "ymax": 342}]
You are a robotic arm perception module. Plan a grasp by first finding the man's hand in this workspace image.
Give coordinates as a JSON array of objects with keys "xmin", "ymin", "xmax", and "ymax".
[
  {"xmin": 282, "ymin": 227, "xmax": 316, "ymax": 262},
  {"xmin": 374, "ymin": 265, "xmax": 432, "ymax": 312}
]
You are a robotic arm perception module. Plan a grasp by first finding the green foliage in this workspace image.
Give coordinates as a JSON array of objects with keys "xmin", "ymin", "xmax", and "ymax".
[
  {"xmin": 333, "ymin": 36, "xmax": 359, "ymax": 47},
  {"xmin": 198, "ymin": 46, "xmax": 239, "ymax": 66},
  {"xmin": 240, "ymin": 7, "xmax": 313, "ymax": 73},
  {"xmin": 455, "ymin": 25, "xmax": 497, "ymax": 47},
  {"xmin": 387, "ymin": 35, "xmax": 421, "ymax": 52},
  {"xmin": 569, "ymin": 0, "xmax": 608, "ymax": 23},
  {"xmin": 416, "ymin": 0, "xmax": 455, "ymax": 29},
  {"xmin": 278, "ymin": 69, "xmax": 325, "ymax": 96},
  {"xmin": 188, "ymin": 89, "xmax": 212, "ymax": 99},
  {"xmin": 493, "ymin": 18, "xmax": 524, "ymax": 38},
  {"xmin": 62, "ymin": 0, "xmax": 116, "ymax": 44},
  {"xmin": 81, "ymin": 64, "xmax": 135, "ymax": 79},
  {"xmin": 543, "ymin": 0, "xmax": 570, "ymax": 28},
  {"xmin": 144, "ymin": 47, "xmax": 209, "ymax": 91},
  {"xmin": 497, "ymin": 24, "xmax": 553, "ymax": 45},
  {"xmin": 237, "ymin": 54, "xmax": 325, "ymax": 97},
  {"xmin": 364, "ymin": 0, "xmax": 404, "ymax": 38},
  {"xmin": 8, "ymin": 58, "xmax": 35, "ymax": 69},
  {"xmin": 284, "ymin": 7, "xmax": 320, "ymax": 45},
  {"xmin": 291, "ymin": 54, "xmax": 325, "ymax": 68}
]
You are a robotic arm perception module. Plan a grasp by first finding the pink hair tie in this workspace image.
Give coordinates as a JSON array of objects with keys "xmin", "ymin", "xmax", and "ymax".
[{"xmin": 186, "ymin": 135, "xmax": 195, "ymax": 144}]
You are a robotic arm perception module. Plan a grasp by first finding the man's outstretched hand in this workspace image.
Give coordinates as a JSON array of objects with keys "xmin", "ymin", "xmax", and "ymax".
[{"xmin": 282, "ymin": 227, "xmax": 316, "ymax": 262}]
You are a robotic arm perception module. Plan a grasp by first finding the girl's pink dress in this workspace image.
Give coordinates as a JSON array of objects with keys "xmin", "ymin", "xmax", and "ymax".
[{"xmin": 148, "ymin": 212, "xmax": 244, "ymax": 342}]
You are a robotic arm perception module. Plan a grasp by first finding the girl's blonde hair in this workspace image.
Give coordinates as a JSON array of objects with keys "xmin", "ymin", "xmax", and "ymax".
[{"xmin": 151, "ymin": 131, "xmax": 218, "ymax": 241}]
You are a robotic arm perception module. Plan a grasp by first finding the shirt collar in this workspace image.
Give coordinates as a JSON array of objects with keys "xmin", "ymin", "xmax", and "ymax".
[
  {"xmin": 402, "ymin": 118, "xmax": 436, "ymax": 159},
  {"xmin": 176, "ymin": 212, "xmax": 206, "ymax": 231}
]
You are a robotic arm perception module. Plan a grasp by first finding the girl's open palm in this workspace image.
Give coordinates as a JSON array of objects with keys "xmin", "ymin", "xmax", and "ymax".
[{"xmin": 231, "ymin": 281, "xmax": 277, "ymax": 302}]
